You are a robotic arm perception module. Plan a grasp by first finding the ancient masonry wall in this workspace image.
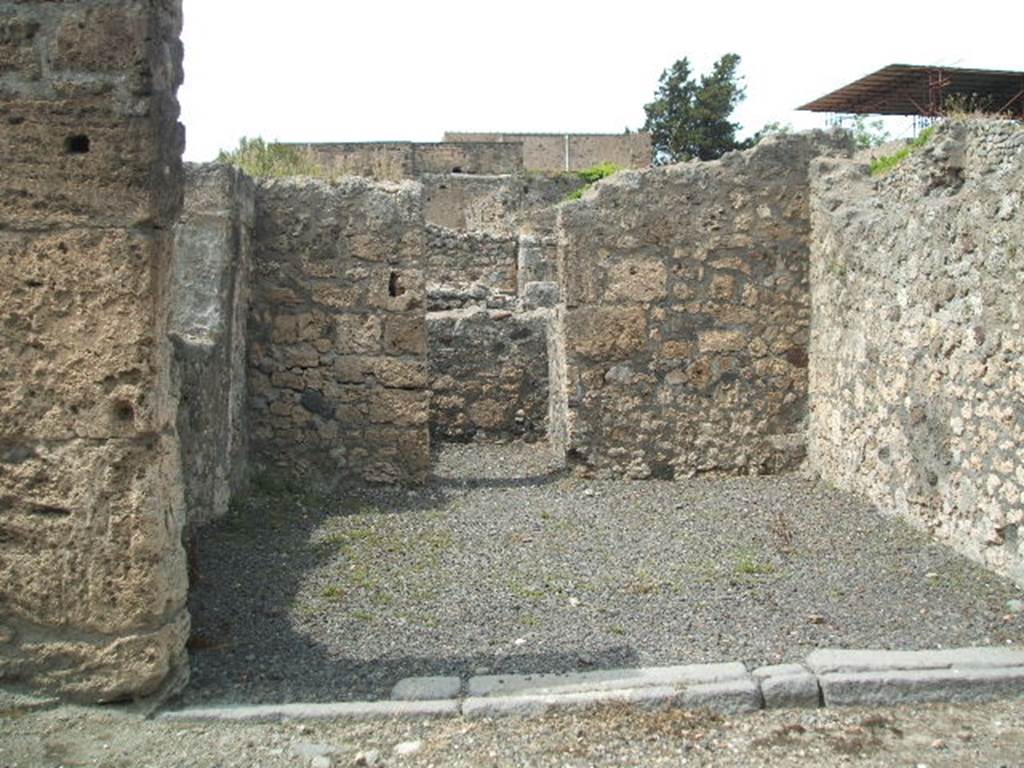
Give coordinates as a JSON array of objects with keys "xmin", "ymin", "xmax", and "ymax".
[
  {"xmin": 302, "ymin": 141, "xmax": 523, "ymax": 180},
  {"xmin": 248, "ymin": 178, "xmax": 431, "ymax": 484},
  {"xmin": 0, "ymin": 0, "xmax": 189, "ymax": 700},
  {"xmin": 808, "ymin": 119, "xmax": 1024, "ymax": 586},
  {"xmin": 420, "ymin": 172, "xmax": 582, "ymax": 234},
  {"xmin": 444, "ymin": 132, "xmax": 652, "ymax": 171},
  {"xmin": 425, "ymin": 225, "xmax": 519, "ymax": 294},
  {"xmin": 428, "ymin": 308, "xmax": 550, "ymax": 443},
  {"xmin": 556, "ymin": 132, "xmax": 852, "ymax": 478},
  {"xmin": 171, "ymin": 164, "xmax": 253, "ymax": 526}
]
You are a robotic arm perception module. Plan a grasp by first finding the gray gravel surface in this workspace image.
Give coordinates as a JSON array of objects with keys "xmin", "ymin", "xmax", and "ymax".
[
  {"xmin": 7, "ymin": 699, "xmax": 1024, "ymax": 767},
  {"xmin": 176, "ymin": 443, "xmax": 1023, "ymax": 706}
]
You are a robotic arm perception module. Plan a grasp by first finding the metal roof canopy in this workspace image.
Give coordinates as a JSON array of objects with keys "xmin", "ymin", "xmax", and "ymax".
[{"xmin": 799, "ymin": 64, "xmax": 1024, "ymax": 117}]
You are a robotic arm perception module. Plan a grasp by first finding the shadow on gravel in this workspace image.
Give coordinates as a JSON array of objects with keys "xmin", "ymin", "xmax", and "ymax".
[
  {"xmin": 175, "ymin": 469, "xmax": 637, "ymax": 706},
  {"xmin": 172, "ymin": 443, "xmax": 1024, "ymax": 708}
]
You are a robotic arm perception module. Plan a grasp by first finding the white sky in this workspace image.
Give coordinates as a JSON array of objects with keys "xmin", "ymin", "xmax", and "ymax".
[{"xmin": 179, "ymin": 0, "xmax": 1022, "ymax": 162}]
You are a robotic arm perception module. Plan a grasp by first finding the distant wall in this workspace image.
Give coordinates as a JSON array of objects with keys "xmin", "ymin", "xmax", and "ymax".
[
  {"xmin": 444, "ymin": 132, "xmax": 652, "ymax": 171},
  {"xmin": 248, "ymin": 178, "xmax": 430, "ymax": 484},
  {"xmin": 425, "ymin": 225, "xmax": 518, "ymax": 294},
  {"xmin": 302, "ymin": 142, "xmax": 522, "ymax": 180},
  {"xmin": 428, "ymin": 308, "xmax": 550, "ymax": 442},
  {"xmin": 0, "ymin": 0, "xmax": 189, "ymax": 702},
  {"xmin": 809, "ymin": 119, "xmax": 1024, "ymax": 586},
  {"xmin": 171, "ymin": 164, "xmax": 253, "ymax": 526},
  {"xmin": 557, "ymin": 132, "xmax": 852, "ymax": 478},
  {"xmin": 420, "ymin": 172, "xmax": 581, "ymax": 233}
]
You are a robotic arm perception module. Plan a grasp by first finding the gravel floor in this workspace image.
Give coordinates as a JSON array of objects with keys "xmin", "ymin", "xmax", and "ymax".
[{"xmin": 176, "ymin": 443, "xmax": 1024, "ymax": 707}]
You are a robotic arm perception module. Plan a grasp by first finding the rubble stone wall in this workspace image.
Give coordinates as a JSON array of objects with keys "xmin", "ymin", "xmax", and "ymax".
[
  {"xmin": 171, "ymin": 164, "xmax": 253, "ymax": 526},
  {"xmin": 420, "ymin": 172, "xmax": 582, "ymax": 233},
  {"xmin": 428, "ymin": 308, "xmax": 550, "ymax": 443},
  {"xmin": 425, "ymin": 225, "xmax": 519, "ymax": 295},
  {"xmin": 808, "ymin": 119, "xmax": 1024, "ymax": 586},
  {"xmin": 0, "ymin": 0, "xmax": 189, "ymax": 701},
  {"xmin": 248, "ymin": 178, "xmax": 430, "ymax": 484},
  {"xmin": 557, "ymin": 132, "xmax": 852, "ymax": 478}
]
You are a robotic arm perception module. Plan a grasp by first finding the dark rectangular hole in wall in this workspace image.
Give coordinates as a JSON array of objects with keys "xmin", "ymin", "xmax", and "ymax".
[{"xmin": 64, "ymin": 134, "xmax": 90, "ymax": 154}]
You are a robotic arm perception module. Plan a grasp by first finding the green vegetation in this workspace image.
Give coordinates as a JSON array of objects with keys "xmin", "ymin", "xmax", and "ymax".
[
  {"xmin": 869, "ymin": 126, "xmax": 936, "ymax": 176},
  {"xmin": 642, "ymin": 53, "xmax": 748, "ymax": 164},
  {"xmin": 848, "ymin": 115, "xmax": 891, "ymax": 150},
  {"xmin": 564, "ymin": 162, "xmax": 625, "ymax": 201},
  {"xmin": 733, "ymin": 550, "xmax": 776, "ymax": 577},
  {"xmin": 216, "ymin": 136, "xmax": 328, "ymax": 178}
]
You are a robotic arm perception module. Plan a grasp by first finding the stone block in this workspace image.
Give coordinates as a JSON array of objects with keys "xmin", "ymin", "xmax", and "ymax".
[
  {"xmin": 0, "ymin": 228, "xmax": 170, "ymax": 440},
  {"xmin": 462, "ymin": 686, "xmax": 679, "ymax": 719},
  {"xmin": 806, "ymin": 647, "xmax": 1024, "ymax": 675},
  {"xmin": 566, "ymin": 307, "xmax": 647, "ymax": 361},
  {"xmin": 606, "ymin": 259, "xmax": 668, "ymax": 303},
  {"xmin": 818, "ymin": 666, "xmax": 1024, "ymax": 707},
  {"xmin": 0, "ymin": 13, "xmax": 41, "ymax": 79},
  {"xmin": 160, "ymin": 699, "xmax": 459, "ymax": 722},
  {"xmin": 753, "ymin": 664, "xmax": 821, "ymax": 709},
  {"xmin": 0, "ymin": 610, "xmax": 189, "ymax": 704},
  {"xmin": 467, "ymin": 662, "xmax": 749, "ymax": 697},
  {"xmin": 0, "ymin": 97, "xmax": 183, "ymax": 230},
  {"xmin": 521, "ymin": 281, "xmax": 560, "ymax": 309},
  {"xmin": 383, "ymin": 315, "xmax": 427, "ymax": 356},
  {"xmin": 677, "ymin": 678, "xmax": 763, "ymax": 714},
  {"xmin": 51, "ymin": 4, "xmax": 150, "ymax": 74},
  {"xmin": 391, "ymin": 676, "xmax": 461, "ymax": 701},
  {"xmin": 0, "ymin": 437, "xmax": 187, "ymax": 635},
  {"xmin": 697, "ymin": 329, "xmax": 748, "ymax": 353}
]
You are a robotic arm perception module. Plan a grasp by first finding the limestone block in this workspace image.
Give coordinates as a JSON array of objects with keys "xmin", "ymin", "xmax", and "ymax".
[
  {"xmin": 383, "ymin": 316, "xmax": 427, "ymax": 355},
  {"xmin": 0, "ymin": 97, "xmax": 183, "ymax": 229},
  {"xmin": 0, "ymin": 437, "xmax": 187, "ymax": 635},
  {"xmin": 606, "ymin": 259, "xmax": 668, "ymax": 303},
  {"xmin": 0, "ymin": 13, "xmax": 42, "ymax": 79},
  {"xmin": 51, "ymin": 4, "xmax": 150, "ymax": 74},
  {"xmin": 0, "ymin": 228, "xmax": 169, "ymax": 440},
  {"xmin": 566, "ymin": 307, "xmax": 647, "ymax": 361},
  {"xmin": 0, "ymin": 610, "xmax": 189, "ymax": 704}
]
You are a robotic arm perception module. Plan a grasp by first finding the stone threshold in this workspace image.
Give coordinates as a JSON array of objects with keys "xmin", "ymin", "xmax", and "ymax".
[{"xmin": 159, "ymin": 646, "xmax": 1024, "ymax": 722}]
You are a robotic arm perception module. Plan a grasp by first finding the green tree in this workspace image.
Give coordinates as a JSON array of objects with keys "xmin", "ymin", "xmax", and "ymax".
[{"xmin": 643, "ymin": 54, "xmax": 748, "ymax": 164}]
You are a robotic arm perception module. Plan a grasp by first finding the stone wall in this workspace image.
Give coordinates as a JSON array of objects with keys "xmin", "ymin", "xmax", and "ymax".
[
  {"xmin": 420, "ymin": 172, "xmax": 582, "ymax": 233},
  {"xmin": 0, "ymin": 0, "xmax": 189, "ymax": 700},
  {"xmin": 428, "ymin": 308, "xmax": 550, "ymax": 442},
  {"xmin": 808, "ymin": 119, "xmax": 1024, "ymax": 586},
  {"xmin": 425, "ymin": 225, "xmax": 519, "ymax": 295},
  {"xmin": 444, "ymin": 132, "xmax": 652, "ymax": 171},
  {"xmin": 301, "ymin": 141, "xmax": 522, "ymax": 180},
  {"xmin": 248, "ymin": 177, "xmax": 430, "ymax": 484},
  {"xmin": 171, "ymin": 164, "xmax": 253, "ymax": 526},
  {"xmin": 557, "ymin": 132, "xmax": 852, "ymax": 478}
]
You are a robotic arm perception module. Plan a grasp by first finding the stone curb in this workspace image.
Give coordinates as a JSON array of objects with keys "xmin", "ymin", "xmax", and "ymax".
[{"xmin": 158, "ymin": 647, "xmax": 1024, "ymax": 722}]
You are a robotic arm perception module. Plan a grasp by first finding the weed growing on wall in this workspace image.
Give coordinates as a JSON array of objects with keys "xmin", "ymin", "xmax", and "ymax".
[
  {"xmin": 564, "ymin": 162, "xmax": 625, "ymax": 201},
  {"xmin": 217, "ymin": 137, "xmax": 329, "ymax": 178},
  {"xmin": 870, "ymin": 126, "xmax": 936, "ymax": 176}
]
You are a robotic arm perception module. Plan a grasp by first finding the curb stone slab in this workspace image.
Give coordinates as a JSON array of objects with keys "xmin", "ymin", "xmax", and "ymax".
[
  {"xmin": 461, "ymin": 686, "xmax": 680, "ymax": 719},
  {"xmin": 819, "ymin": 666, "xmax": 1024, "ymax": 707},
  {"xmin": 158, "ymin": 700, "xmax": 459, "ymax": 722},
  {"xmin": 806, "ymin": 647, "xmax": 1024, "ymax": 674},
  {"xmin": 391, "ymin": 676, "xmax": 461, "ymax": 701},
  {"xmin": 752, "ymin": 664, "xmax": 821, "ymax": 709},
  {"xmin": 466, "ymin": 662, "xmax": 748, "ymax": 698}
]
